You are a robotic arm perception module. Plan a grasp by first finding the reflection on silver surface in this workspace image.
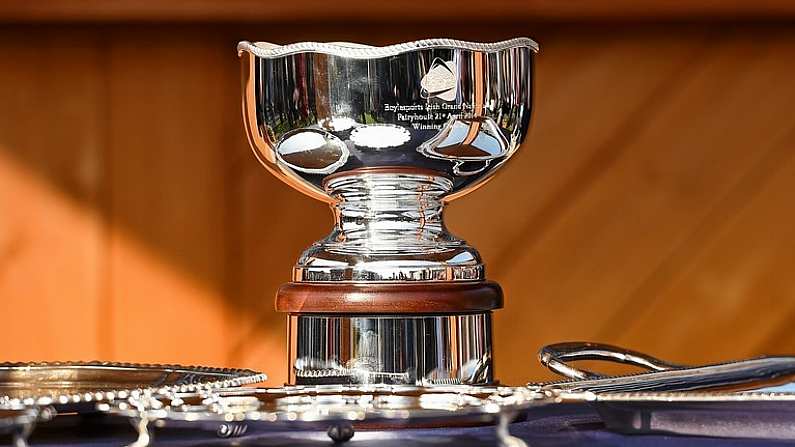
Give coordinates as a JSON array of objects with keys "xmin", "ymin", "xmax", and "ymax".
[
  {"xmin": 537, "ymin": 342, "xmax": 795, "ymax": 440},
  {"xmin": 350, "ymin": 124, "xmax": 411, "ymax": 148},
  {"xmin": 591, "ymin": 392, "xmax": 795, "ymax": 440},
  {"xmin": 238, "ymin": 38, "xmax": 536, "ymax": 282},
  {"xmin": 0, "ymin": 408, "xmax": 49, "ymax": 447},
  {"xmin": 538, "ymin": 341, "xmax": 682, "ymax": 382},
  {"xmin": 0, "ymin": 362, "xmax": 265, "ymax": 409},
  {"xmin": 420, "ymin": 117, "xmax": 510, "ymax": 160},
  {"xmin": 103, "ymin": 383, "xmax": 542, "ymax": 444},
  {"xmin": 537, "ymin": 342, "xmax": 795, "ymax": 394},
  {"xmin": 288, "ymin": 313, "xmax": 493, "ymax": 385},
  {"xmin": 294, "ymin": 170, "xmax": 483, "ymax": 282},
  {"xmin": 276, "ymin": 129, "xmax": 349, "ymax": 175},
  {"xmin": 418, "ymin": 116, "xmax": 510, "ymax": 177},
  {"xmin": 0, "ymin": 362, "xmax": 265, "ymax": 447}
]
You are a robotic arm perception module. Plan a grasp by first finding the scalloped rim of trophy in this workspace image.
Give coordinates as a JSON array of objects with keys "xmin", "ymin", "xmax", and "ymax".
[{"xmin": 237, "ymin": 37, "xmax": 539, "ymax": 59}]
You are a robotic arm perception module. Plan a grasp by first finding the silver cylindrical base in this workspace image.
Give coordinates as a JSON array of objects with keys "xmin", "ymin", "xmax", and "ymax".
[{"xmin": 288, "ymin": 313, "xmax": 493, "ymax": 386}]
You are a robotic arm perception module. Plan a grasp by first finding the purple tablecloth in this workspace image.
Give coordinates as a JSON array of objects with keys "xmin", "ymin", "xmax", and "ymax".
[{"xmin": 14, "ymin": 404, "xmax": 792, "ymax": 446}]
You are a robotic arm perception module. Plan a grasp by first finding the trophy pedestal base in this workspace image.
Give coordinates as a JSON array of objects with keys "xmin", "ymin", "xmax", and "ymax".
[
  {"xmin": 287, "ymin": 312, "xmax": 494, "ymax": 385},
  {"xmin": 278, "ymin": 281, "xmax": 502, "ymax": 386}
]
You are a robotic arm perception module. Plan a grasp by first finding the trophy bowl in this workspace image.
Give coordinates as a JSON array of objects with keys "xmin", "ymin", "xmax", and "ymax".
[
  {"xmin": 238, "ymin": 38, "xmax": 537, "ymax": 283},
  {"xmin": 238, "ymin": 38, "xmax": 537, "ymax": 386}
]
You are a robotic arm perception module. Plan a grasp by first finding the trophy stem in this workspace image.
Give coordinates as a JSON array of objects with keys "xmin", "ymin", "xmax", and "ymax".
[
  {"xmin": 327, "ymin": 169, "xmax": 455, "ymax": 251},
  {"xmin": 294, "ymin": 169, "xmax": 484, "ymax": 282}
]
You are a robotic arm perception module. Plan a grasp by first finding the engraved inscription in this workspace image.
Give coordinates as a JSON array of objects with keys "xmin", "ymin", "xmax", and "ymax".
[{"xmin": 383, "ymin": 102, "xmax": 476, "ymax": 130}]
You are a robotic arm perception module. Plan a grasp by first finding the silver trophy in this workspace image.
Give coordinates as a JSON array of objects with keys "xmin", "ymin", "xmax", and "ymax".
[{"xmin": 238, "ymin": 38, "xmax": 537, "ymax": 385}]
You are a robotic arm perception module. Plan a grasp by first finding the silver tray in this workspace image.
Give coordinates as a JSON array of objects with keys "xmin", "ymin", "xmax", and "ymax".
[
  {"xmin": 102, "ymin": 384, "xmax": 544, "ymax": 445},
  {"xmin": 585, "ymin": 391, "xmax": 795, "ymax": 440},
  {"xmin": 0, "ymin": 361, "xmax": 266, "ymax": 446},
  {"xmin": 538, "ymin": 342, "xmax": 795, "ymax": 440},
  {"xmin": 0, "ymin": 361, "xmax": 266, "ymax": 408}
]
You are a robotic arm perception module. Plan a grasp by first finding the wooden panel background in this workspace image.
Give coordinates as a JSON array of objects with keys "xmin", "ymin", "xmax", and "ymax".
[
  {"xmin": 0, "ymin": 21, "xmax": 794, "ymax": 386},
  {"xmin": 3, "ymin": 0, "xmax": 795, "ymax": 21}
]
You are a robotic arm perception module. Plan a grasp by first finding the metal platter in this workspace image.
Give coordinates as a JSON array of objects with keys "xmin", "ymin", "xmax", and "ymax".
[
  {"xmin": 0, "ymin": 361, "xmax": 266, "ymax": 409},
  {"xmin": 0, "ymin": 361, "xmax": 266, "ymax": 446},
  {"xmin": 537, "ymin": 342, "xmax": 795, "ymax": 440},
  {"xmin": 5, "ymin": 343, "xmax": 795, "ymax": 445},
  {"xmin": 102, "ymin": 384, "xmax": 545, "ymax": 445},
  {"xmin": 558, "ymin": 390, "xmax": 795, "ymax": 440}
]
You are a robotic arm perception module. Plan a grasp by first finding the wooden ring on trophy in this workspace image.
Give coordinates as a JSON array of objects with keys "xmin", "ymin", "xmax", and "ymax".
[{"xmin": 275, "ymin": 281, "xmax": 503, "ymax": 314}]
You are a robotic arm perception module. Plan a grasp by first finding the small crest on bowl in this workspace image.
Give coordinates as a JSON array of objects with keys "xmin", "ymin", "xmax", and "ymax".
[{"xmin": 421, "ymin": 58, "xmax": 457, "ymax": 101}]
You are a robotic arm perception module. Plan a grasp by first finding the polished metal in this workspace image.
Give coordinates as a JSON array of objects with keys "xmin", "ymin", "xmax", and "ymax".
[
  {"xmin": 0, "ymin": 362, "xmax": 265, "ymax": 409},
  {"xmin": 103, "ymin": 383, "xmax": 542, "ymax": 445},
  {"xmin": 0, "ymin": 408, "xmax": 47, "ymax": 447},
  {"xmin": 0, "ymin": 362, "xmax": 265, "ymax": 447},
  {"xmin": 238, "ymin": 38, "xmax": 537, "ymax": 282},
  {"xmin": 237, "ymin": 37, "xmax": 536, "ymax": 388},
  {"xmin": 13, "ymin": 344, "xmax": 795, "ymax": 445},
  {"xmin": 537, "ymin": 342, "xmax": 795, "ymax": 441},
  {"xmin": 288, "ymin": 313, "xmax": 493, "ymax": 385},
  {"xmin": 293, "ymin": 171, "xmax": 483, "ymax": 282},
  {"xmin": 588, "ymin": 392, "xmax": 795, "ymax": 440},
  {"xmin": 539, "ymin": 341, "xmax": 683, "ymax": 381},
  {"xmin": 535, "ymin": 342, "xmax": 795, "ymax": 394}
]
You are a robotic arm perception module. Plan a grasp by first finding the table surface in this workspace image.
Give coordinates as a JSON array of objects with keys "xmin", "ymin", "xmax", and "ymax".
[{"xmin": 13, "ymin": 404, "xmax": 791, "ymax": 447}]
